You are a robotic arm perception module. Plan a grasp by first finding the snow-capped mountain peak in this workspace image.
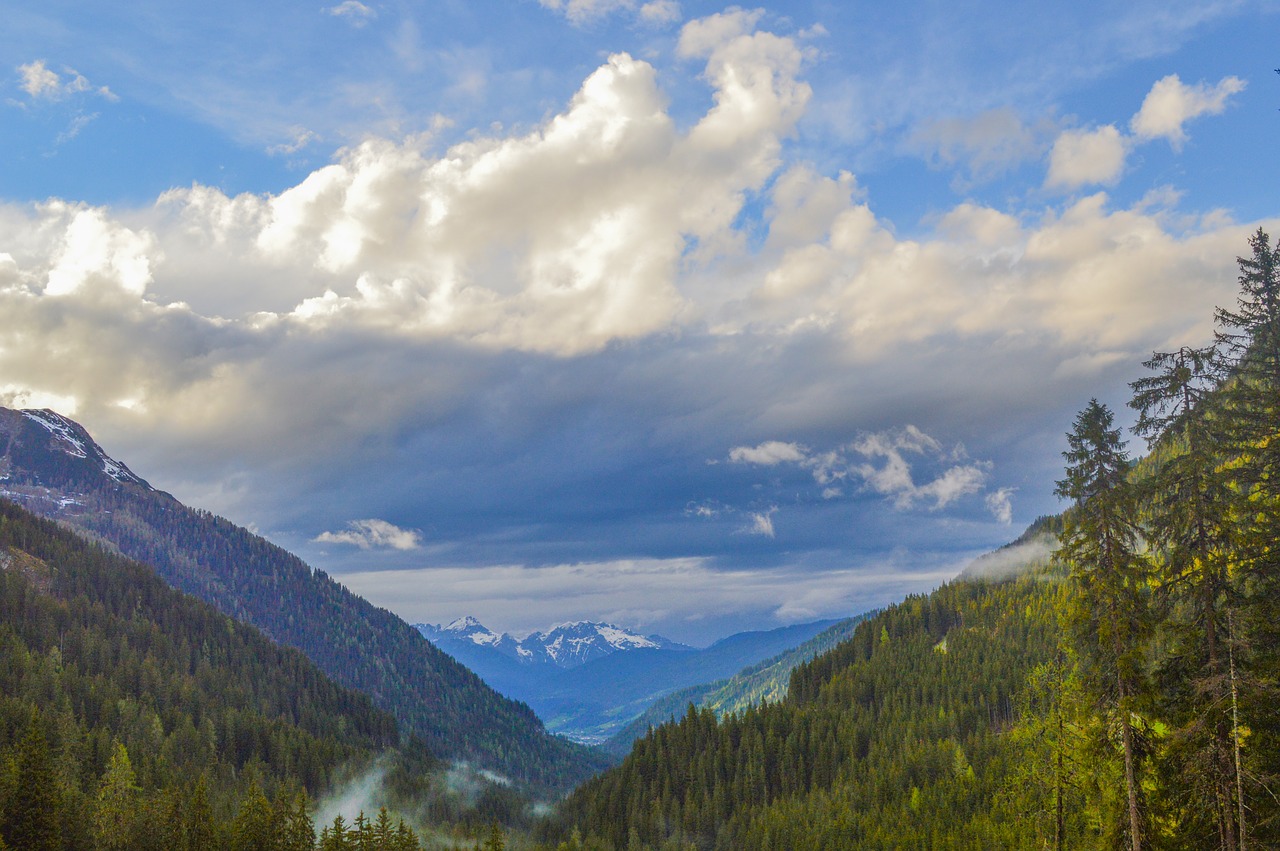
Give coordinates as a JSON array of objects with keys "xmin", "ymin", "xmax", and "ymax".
[
  {"xmin": 19, "ymin": 409, "xmax": 151, "ymax": 488},
  {"xmin": 441, "ymin": 616, "xmax": 506, "ymax": 648},
  {"xmin": 524, "ymin": 621, "xmax": 685, "ymax": 668},
  {"xmin": 416, "ymin": 617, "xmax": 689, "ymax": 669}
]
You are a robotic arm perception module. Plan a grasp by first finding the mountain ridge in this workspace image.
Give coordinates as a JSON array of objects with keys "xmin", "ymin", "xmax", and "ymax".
[
  {"xmin": 0, "ymin": 405, "xmax": 604, "ymax": 791},
  {"xmin": 417, "ymin": 616, "xmax": 690, "ymax": 669}
]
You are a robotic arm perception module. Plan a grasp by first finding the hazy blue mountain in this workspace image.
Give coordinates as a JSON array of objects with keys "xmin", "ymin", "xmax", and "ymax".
[
  {"xmin": 417, "ymin": 617, "xmax": 689, "ymax": 669},
  {"xmin": 419, "ymin": 615, "xmax": 840, "ymax": 744}
]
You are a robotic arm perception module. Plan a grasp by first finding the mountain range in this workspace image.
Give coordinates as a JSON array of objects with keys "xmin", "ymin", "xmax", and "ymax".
[
  {"xmin": 417, "ymin": 617, "xmax": 690, "ymax": 669},
  {"xmin": 417, "ymin": 613, "xmax": 840, "ymax": 744}
]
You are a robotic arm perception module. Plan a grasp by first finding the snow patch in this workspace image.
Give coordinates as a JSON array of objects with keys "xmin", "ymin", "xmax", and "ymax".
[
  {"xmin": 19, "ymin": 409, "xmax": 149, "ymax": 488},
  {"xmin": 23, "ymin": 410, "xmax": 88, "ymax": 458}
]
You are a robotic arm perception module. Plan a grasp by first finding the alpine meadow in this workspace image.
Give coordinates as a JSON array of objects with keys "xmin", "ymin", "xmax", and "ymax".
[{"xmin": 1, "ymin": 1, "xmax": 1279, "ymax": 849}]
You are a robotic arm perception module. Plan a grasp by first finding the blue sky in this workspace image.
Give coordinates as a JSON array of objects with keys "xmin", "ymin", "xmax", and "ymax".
[{"xmin": 1, "ymin": 0, "xmax": 1277, "ymax": 644}]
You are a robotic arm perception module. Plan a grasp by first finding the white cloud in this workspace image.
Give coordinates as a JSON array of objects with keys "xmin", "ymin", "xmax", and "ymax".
[
  {"xmin": 1045, "ymin": 124, "xmax": 1128, "ymax": 189},
  {"xmin": 911, "ymin": 108, "xmax": 1051, "ymax": 183},
  {"xmin": 726, "ymin": 426, "xmax": 997, "ymax": 514},
  {"xmin": 16, "ymin": 60, "xmax": 116, "ymax": 103},
  {"xmin": 744, "ymin": 507, "xmax": 777, "ymax": 538},
  {"xmin": 985, "ymin": 487, "xmax": 1014, "ymax": 524},
  {"xmin": 850, "ymin": 426, "xmax": 988, "ymax": 510},
  {"xmin": 132, "ymin": 12, "xmax": 809, "ymax": 356},
  {"xmin": 729, "ymin": 440, "xmax": 806, "ymax": 465},
  {"xmin": 638, "ymin": 0, "xmax": 682, "ymax": 26},
  {"xmin": 538, "ymin": 0, "xmax": 641, "ymax": 25},
  {"xmin": 338, "ymin": 557, "xmax": 958, "ymax": 643},
  {"xmin": 43, "ymin": 204, "xmax": 157, "ymax": 298},
  {"xmin": 17, "ymin": 61, "xmax": 60, "ymax": 99},
  {"xmin": 325, "ymin": 1, "xmax": 377, "ymax": 26},
  {"xmin": 314, "ymin": 518, "xmax": 422, "ymax": 550},
  {"xmin": 268, "ymin": 127, "xmax": 319, "ymax": 156},
  {"xmin": 1130, "ymin": 74, "xmax": 1245, "ymax": 149}
]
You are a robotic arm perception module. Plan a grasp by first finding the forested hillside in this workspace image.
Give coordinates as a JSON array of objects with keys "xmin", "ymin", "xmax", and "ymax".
[
  {"xmin": 544, "ymin": 230, "xmax": 1280, "ymax": 850},
  {"xmin": 0, "ymin": 499, "xmax": 428, "ymax": 849},
  {"xmin": 0, "ymin": 409, "xmax": 604, "ymax": 791},
  {"xmin": 546, "ymin": 565, "xmax": 1062, "ymax": 849},
  {"xmin": 602, "ymin": 613, "xmax": 871, "ymax": 757}
]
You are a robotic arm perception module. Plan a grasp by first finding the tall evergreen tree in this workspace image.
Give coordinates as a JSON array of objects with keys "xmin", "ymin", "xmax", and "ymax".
[
  {"xmin": 1213, "ymin": 228, "xmax": 1280, "ymax": 847},
  {"xmin": 1, "ymin": 720, "xmax": 63, "ymax": 851},
  {"xmin": 230, "ymin": 780, "xmax": 277, "ymax": 851},
  {"xmin": 186, "ymin": 775, "xmax": 217, "ymax": 851},
  {"xmin": 1130, "ymin": 345, "xmax": 1242, "ymax": 848},
  {"xmin": 276, "ymin": 790, "xmax": 316, "ymax": 851},
  {"xmin": 93, "ymin": 742, "xmax": 142, "ymax": 851},
  {"xmin": 1056, "ymin": 399, "xmax": 1152, "ymax": 850}
]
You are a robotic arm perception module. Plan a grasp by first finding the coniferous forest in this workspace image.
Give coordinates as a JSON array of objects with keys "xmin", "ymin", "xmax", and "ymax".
[{"xmin": 4, "ymin": 232, "xmax": 1280, "ymax": 849}]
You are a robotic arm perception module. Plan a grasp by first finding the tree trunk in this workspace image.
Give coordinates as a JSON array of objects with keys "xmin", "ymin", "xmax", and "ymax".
[{"xmin": 1118, "ymin": 675, "xmax": 1142, "ymax": 851}]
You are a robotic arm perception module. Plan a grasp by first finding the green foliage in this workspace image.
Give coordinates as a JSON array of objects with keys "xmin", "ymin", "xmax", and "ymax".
[
  {"xmin": 0, "ymin": 499, "xmax": 416, "ymax": 849},
  {"xmin": 550, "ymin": 571, "xmax": 1061, "ymax": 849},
  {"xmin": 604, "ymin": 613, "xmax": 872, "ymax": 757},
  {"xmin": 93, "ymin": 742, "xmax": 141, "ymax": 850},
  {"xmin": 1, "ymin": 720, "xmax": 62, "ymax": 851},
  {"xmin": 1055, "ymin": 399, "xmax": 1153, "ymax": 848}
]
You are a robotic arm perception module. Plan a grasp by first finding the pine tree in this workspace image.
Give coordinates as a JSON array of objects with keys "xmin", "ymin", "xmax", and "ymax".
[
  {"xmin": 1, "ymin": 719, "xmax": 63, "ymax": 851},
  {"xmin": 1056, "ymin": 399, "xmax": 1152, "ymax": 850},
  {"xmin": 93, "ymin": 742, "xmax": 142, "ymax": 851},
  {"xmin": 186, "ymin": 775, "xmax": 217, "ymax": 851},
  {"xmin": 1131, "ymin": 345, "xmax": 1242, "ymax": 847},
  {"xmin": 277, "ymin": 790, "xmax": 316, "ymax": 851},
  {"xmin": 321, "ymin": 814, "xmax": 353, "ymax": 851},
  {"xmin": 1213, "ymin": 228, "xmax": 1280, "ymax": 849},
  {"xmin": 231, "ymin": 780, "xmax": 277, "ymax": 851},
  {"xmin": 394, "ymin": 820, "xmax": 421, "ymax": 851},
  {"xmin": 483, "ymin": 821, "xmax": 507, "ymax": 851}
]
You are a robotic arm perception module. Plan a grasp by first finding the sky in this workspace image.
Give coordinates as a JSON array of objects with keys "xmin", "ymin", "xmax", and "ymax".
[{"xmin": 1, "ymin": 0, "xmax": 1277, "ymax": 645}]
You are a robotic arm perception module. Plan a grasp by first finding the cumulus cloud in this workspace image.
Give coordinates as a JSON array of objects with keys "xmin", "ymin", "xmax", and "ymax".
[
  {"xmin": 850, "ymin": 426, "xmax": 988, "ymax": 510},
  {"xmin": 1042, "ymin": 74, "xmax": 1242, "ymax": 191},
  {"xmin": 118, "ymin": 14, "xmax": 810, "ymax": 356},
  {"xmin": 16, "ymin": 60, "xmax": 116, "ymax": 102},
  {"xmin": 1130, "ymin": 74, "xmax": 1245, "ymax": 149},
  {"xmin": 314, "ymin": 519, "xmax": 422, "ymax": 550},
  {"xmin": 1045, "ymin": 124, "xmax": 1128, "ymax": 189},
  {"xmin": 729, "ymin": 440, "xmax": 806, "ymax": 465}
]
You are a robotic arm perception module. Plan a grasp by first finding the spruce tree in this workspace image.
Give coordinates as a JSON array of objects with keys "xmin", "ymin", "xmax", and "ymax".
[
  {"xmin": 186, "ymin": 775, "xmax": 217, "ymax": 851},
  {"xmin": 1056, "ymin": 399, "xmax": 1152, "ymax": 850},
  {"xmin": 1130, "ymin": 345, "xmax": 1242, "ymax": 847},
  {"xmin": 231, "ymin": 780, "xmax": 277, "ymax": 851},
  {"xmin": 276, "ymin": 790, "xmax": 316, "ymax": 851},
  {"xmin": 1, "ymin": 720, "xmax": 62, "ymax": 851},
  {"xmin": 1213, "ymin": 228, "xmax": 1280, "ymax": 849},
  {"xmin": 93, "ymin": 742, "xmax": 142, "ymax": 851}
]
